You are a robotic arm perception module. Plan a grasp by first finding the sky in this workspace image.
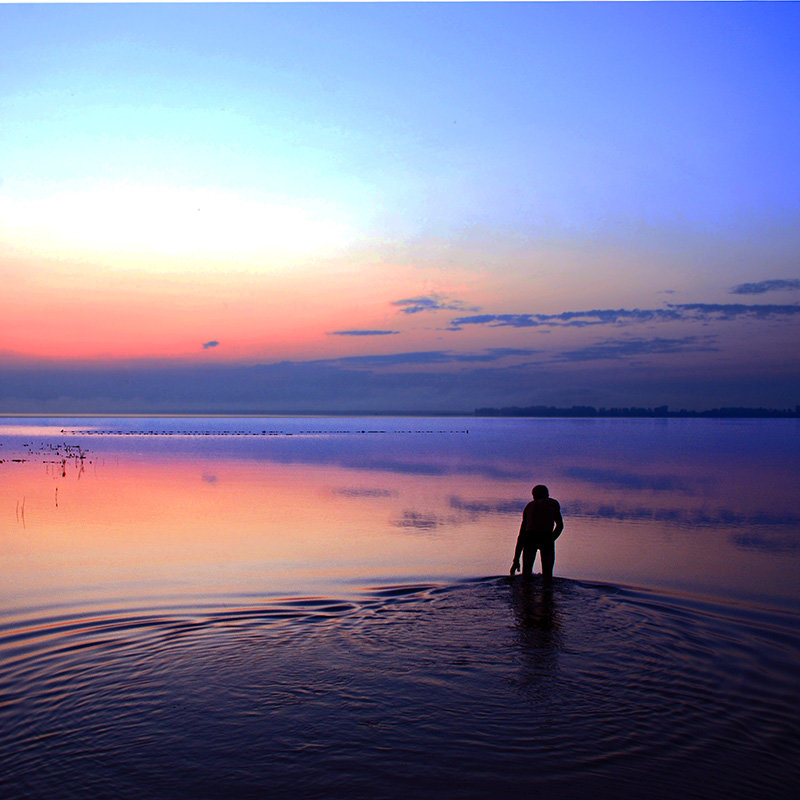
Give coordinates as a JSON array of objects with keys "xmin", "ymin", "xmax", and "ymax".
[{"xmin": 1, "ymin": 1, "xmax": 799, "ymax": 413}]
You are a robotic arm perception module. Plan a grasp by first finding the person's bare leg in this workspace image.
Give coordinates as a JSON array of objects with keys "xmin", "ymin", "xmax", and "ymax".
[
  {"xmin": 522, "ymin": 546, "xmax": 535, "ymax": 580},
  {"xmin": 540, "ymin": 543, "xmax": 555, "ymax": 583}
]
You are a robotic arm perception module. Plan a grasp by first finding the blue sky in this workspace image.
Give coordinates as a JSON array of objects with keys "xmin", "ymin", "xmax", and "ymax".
[{"xmin": 1, "ymin": 2, "xmax": 799, "ymax": 412}]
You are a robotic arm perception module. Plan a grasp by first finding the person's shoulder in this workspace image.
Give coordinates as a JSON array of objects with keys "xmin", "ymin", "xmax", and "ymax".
[
  {"xmin": 549, "ymin": 498, "xmax": 561, "ymax": 509},
  {"xmin": 523, "ymin": 500, "xmax": 536, "ymax": 513}
]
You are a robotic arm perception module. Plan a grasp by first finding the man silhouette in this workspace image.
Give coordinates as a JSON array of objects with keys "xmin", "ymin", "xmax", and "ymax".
[{"xmin": 510, "ymin": 484, "xmax": 564, "ymax": 582}]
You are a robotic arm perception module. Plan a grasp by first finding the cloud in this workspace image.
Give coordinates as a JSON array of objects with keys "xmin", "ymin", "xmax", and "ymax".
[
  {"xmin": 730, "ymin": 279, "xmax": 800, "ymax": 295},
  {"xmin": 392, "ymin": 293, "xmax": 479, "ymax": 315},
  {"xmin": 317, "ymin": 348, "xmax": 540, "ymax": 369},
  {"xmin": 334, "ymin": 487, "xmax": 396, "ymax": 498},
  {"xmin": 673, "ymin": 302, "xmax": 800, "ymax": 320},
  {"xmin": 3, "ymin": 354, "xmax": 799, "ymax": 415},
  {"xmin": 553, "ymin": 336, "xmax": 719, "ymax": 363},
  {"xmin": 449, "ymin": 313, "xmax": 541, "ymax": 329},
  {"xmin": 202, "ymin": 340, "xmax": 219, "ymax": 349},
  {"xmin": 329, "ymin": 329, "xmax": 399, "ymax": 336},
  {"xmin": 449, "ymin": 308, "xmax": 680, "ymax": 330},
  {"xmin": 449, "ymin": 303, "xmax": 800, "ymax": 330}
]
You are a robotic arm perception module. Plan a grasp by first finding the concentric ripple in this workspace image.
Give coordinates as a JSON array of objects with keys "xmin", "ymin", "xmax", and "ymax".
[{"xmin": 1, "ymin": 579, "xmax": 798, "ymax": 800}]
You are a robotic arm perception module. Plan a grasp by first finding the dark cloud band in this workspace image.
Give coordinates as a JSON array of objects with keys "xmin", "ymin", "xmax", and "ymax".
[
  {"xmin": 313, "ymin": 347, "xmax": 540, "ymax": 369},
  {"xmin": 330, "ymin": 330, "xmax": 399, "ymax": 336},
  {"xmin": 553, "ymin": 336, "xmax": 718, "ymax": 363},
  {"xmin": 393, "ymin": 294, "xmax": 478, "ymax": 315},
  {"xmin": 731, "ymin": 279, "xmax": 800, "ymax": 295},
  {"xmin": 449, "ymin": 303, "xmax": 800, "ymax": 330}
]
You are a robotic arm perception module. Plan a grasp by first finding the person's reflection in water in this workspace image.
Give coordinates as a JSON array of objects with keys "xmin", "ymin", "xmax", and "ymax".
[
  {"xmin": 510, "ymin": 580, "xmax": 558, "ymax": 633},
  {"xmin": 510, "ymin": 484, "xmax": 564, "ymax": 583},
  {"xmin": 508, "ymin": 578, "xmax": 561, "ymax": 689}
]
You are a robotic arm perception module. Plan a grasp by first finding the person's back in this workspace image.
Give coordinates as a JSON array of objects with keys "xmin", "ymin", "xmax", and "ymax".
[
  {"xmin": 511, "ymin": 484, "xmax": 564, "ymax": 581},
  {"xmin": 522, "ymin": 496, "xmax": 561, "ymax": 537}
]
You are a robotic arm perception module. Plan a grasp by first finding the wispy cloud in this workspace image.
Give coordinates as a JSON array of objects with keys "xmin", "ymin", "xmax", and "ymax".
[
  {"xmin": 449, "ymin": 313, "xmax": 540, "ymax": 329},
  {"xmin": 553, "ymin": 336, "xmax": 718, "ymax": 363},
  {"xmin": 675, "ymin": 303, "xmax": 800, "ymax": 320},
  {"xmin": 731, "ymin": 279, "xmax": 800, "ymax": 295},
  {"xmin": 449, "ymin": 308, "xmax": 679, "ymax": 330},
  {"xmin": 393, "ymin": 293, "xmax": 479, "ymax": 315},
  {"xmin": 329, "ymin": 329, "xmax": 399, "ymax": 336},
  {"xmin": 317, "ymin": 348, "xmax": 540, "ymax": 369},
  {"xmin": 334, "ymin": 487, "xmax": 396, "ymax": 498},
  {"xmin": 449, "ymin": 303, "xmax": 800, "ymax": 330},
  {"xmin": 202, "ymin": 340, "xmax": 219, "ymax": 349}
]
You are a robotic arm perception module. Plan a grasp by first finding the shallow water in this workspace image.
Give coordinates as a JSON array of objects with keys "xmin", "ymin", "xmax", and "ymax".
[
  {"xmin": 2, "ymin": 417, "xmax": 800, "ymax": 798},
  {"xmin": 2, "ymin": 579, "xmax": 799, "ymax": 799}
]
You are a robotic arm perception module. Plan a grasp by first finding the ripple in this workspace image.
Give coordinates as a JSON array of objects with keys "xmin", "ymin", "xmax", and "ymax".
[{"xmin": 1, "ymin": 579, "xmax": 799, "ymax": 800}]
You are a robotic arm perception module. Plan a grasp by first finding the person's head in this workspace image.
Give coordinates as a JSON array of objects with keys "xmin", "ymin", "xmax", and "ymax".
[{"xmin": 532, "ymin": 484, "xmax": 549, "ymax": 500}]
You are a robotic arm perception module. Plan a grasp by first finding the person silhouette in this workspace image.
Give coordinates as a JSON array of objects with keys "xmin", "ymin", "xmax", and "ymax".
[{"xmin": 510, "ymin": 484, "xmax": 564, "ymax": 582}]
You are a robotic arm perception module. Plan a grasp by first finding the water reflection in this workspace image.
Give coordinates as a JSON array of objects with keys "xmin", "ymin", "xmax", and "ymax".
[
  {"xmin": 390, "ymin": 509, "xmax": 450, "ymax": 531},
  {"xmin": 1, "ymin": 417, "xmax": 799, "ymax": 609},
  {"xmin": 4, "ymin": 578, "xmax": 799, "ymax": 800},
  {"xmin": 565, "ymin": 465, "xmax": 697, "ymax": 493},
  {"xmin": 508, "ymin": 578, "xmax": 562, "ymax": 700},
  {"xmin": 731, "ymin": 530, "xmax": 800, "ymax": 554},
  {"xmin": 509, "ymin": 580, "xmax": 559, "ymax": 644},
  {"xmin": 447, "ymin": 496, "xmax": 523, "ymax": 516},
  {"xmin": 2, "ymin": 416, "xmax": 800, "ymax": 800}
]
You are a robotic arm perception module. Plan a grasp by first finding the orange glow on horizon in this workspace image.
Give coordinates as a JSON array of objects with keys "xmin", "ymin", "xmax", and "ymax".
[{"xmin": 1, "ymin": 245, "xmax": 492, "ymax": 362}]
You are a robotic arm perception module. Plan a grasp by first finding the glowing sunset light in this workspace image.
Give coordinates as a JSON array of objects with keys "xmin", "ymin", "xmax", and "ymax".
[
  {"xmin": 0, "ymin": 182, "xmax": 356, "ymax": 265},
  {"xmin": 1, "ymin": 2, "xmax": 799, "ymax": 410}
]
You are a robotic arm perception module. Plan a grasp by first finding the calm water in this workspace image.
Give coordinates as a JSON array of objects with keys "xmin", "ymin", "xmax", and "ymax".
[{"xmin": 2, "ymin": 417, "xmax": 800, "ymax": 798}]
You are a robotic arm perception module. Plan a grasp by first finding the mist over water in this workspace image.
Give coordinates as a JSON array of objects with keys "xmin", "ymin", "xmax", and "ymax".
[{"xmin": 2, "ymin": 417, "xmax": 799, "ymax": 798}]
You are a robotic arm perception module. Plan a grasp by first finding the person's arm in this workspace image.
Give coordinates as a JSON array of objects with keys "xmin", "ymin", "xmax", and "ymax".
[
  {"xmin": 510, "ymin": 517, "xmax": 525, "ymax": 575},
  {"xmin": 552, "ymin": 503, "xmax": 564, "ymax": 540}
]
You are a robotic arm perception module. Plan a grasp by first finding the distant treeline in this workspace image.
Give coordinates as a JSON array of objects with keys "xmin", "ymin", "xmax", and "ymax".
[{"xmin": 474, "ymin": 404, "xmax": 800, "ymax": 418}]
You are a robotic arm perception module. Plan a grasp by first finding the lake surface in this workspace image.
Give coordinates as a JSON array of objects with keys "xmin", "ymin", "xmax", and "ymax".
[{"xmin": 2, "ymin": 416, "xmax": 799, "ymax": 798}]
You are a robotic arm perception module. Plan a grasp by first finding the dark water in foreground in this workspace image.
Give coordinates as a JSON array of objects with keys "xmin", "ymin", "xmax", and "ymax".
[
  {"xmin": 2, "ymin": 578, "xmax": 799, "ymax": 800},
  {"xmin": 2, "ymin": 416, "xmax": 800, "ymax": 798}
]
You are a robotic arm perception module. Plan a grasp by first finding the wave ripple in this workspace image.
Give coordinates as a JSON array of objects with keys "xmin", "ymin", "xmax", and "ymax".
[{"xmin": 1, "ymin": 579, "xmax": 799, "ymax": 800}]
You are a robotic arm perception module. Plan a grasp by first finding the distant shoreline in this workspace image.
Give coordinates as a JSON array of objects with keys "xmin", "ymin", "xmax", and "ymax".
[
  {"xmin": 474, "ymin": 404, "xmax": 800, "ymax": 418},
  {"xmin": 0, "ymin": 406, "xmax": 799, "ymax": 419}
]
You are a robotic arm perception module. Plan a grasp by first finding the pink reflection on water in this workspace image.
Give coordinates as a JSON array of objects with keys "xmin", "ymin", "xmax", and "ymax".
[
  {"xmin": 2, "ymin": 418, "xmax": 799, "ymax": 612},
  {"xmin": 1, "ymin": 453, "xmax": 513, "ymax": 609}
]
